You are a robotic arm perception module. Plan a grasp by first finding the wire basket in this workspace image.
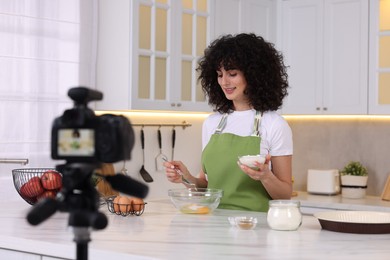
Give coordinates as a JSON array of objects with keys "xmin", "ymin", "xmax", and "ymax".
[
  {"xmin": 106, "ymin": 196, "xmax": 146, "ymax": 216},
  {"xmin": 12, "ymin": 168, "xmax": 62, "ymax": 205}
]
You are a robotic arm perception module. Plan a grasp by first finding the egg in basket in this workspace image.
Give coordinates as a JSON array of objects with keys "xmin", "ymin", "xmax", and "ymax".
[{"xmin": 106, "ymin": 195, "xmax": 146, "ymax": 216}]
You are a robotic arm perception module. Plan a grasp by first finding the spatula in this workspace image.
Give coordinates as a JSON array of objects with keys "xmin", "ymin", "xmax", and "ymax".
[
  {"xmin": 140, "ymin": 128, "xmax": 153, "ymax": 182},
  {"xmin": 155, "ymin": 128, "xmax": 168, "ymax": 171}
]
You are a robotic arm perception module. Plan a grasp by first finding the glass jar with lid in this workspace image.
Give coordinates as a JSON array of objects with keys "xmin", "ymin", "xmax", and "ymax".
[{"xmin": 267, "ymin": 200, "xmax": 302, "ymax": 231}]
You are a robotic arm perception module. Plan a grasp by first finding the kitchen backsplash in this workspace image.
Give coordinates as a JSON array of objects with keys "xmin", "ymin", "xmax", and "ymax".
[
  {"xmin": 111, "ymin": 113, "xmax": 390, "ymax": 199},
  {"xmin": 2, "ymin": 112, "xmax": 390, "ymax": 200}
]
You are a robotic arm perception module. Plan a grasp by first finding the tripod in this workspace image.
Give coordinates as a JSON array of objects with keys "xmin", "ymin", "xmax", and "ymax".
[{"xmin": 26, "ymin": 162, "xmax": 148, "ymax": 260}]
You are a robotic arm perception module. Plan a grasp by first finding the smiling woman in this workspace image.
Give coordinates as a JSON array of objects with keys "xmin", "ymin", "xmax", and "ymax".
[{"xmin": 0, "ymin": 0, "xmax": 98, "ymax": 167}]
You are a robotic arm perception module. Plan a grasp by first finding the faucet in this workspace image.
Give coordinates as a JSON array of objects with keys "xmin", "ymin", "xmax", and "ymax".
[{"xmin": 0, "ymin": 158, "xmax": 29, "ymax": 165}]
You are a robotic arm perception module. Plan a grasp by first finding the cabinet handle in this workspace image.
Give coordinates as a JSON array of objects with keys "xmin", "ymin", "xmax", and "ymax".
[
  {"xmin": 316, "ymin": 107, "xmax": 320, "ymax": 111},
  {"xmin": 323, "ymin": 107, "xmax": 327, "ymax": 111},
  {"xmin": 171, "ymin": 103, "xmax": 176, "ymax": 107},
  {"xmin": 176, "ymin": 103, "xmax": 182, "ymax": 107}
]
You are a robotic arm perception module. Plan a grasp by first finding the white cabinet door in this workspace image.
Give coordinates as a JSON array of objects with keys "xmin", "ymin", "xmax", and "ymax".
[
  {"xmin": 214, "ymin": 0, "xmax": 277, "ymax": 44},
  {"xmin": 322, "ymin": 0, "xmax": 368, "ymax": 114},
  {"xmin": 0, "ymin": 248, "xmax": 40, "ymax": 260},
  {"xmin": 281, "ymin": 0, "xmax": 369, "ymax": 115},
  {"xmin": 280, "ymin": 0, "xmax": 324, "ymax": 114},
  {"xmin": 42, "ymin": 257, "xmax": 69, "ymax": 260}
]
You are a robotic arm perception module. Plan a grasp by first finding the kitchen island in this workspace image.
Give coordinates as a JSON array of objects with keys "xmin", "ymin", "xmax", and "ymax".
[{"xmin": 1, "ymin": 176, "xmax": 390, "ymax": 260}]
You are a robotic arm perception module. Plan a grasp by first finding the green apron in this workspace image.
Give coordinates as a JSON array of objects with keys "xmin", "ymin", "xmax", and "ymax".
[{"xmin": 201, "ymin": 111, "xmax": 271, "ymax": 212}]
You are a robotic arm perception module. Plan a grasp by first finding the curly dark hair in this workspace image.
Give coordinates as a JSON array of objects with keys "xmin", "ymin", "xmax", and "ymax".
[{"xmin": 197, "ymin": 33, "xmax": 289, "ymax": 113}]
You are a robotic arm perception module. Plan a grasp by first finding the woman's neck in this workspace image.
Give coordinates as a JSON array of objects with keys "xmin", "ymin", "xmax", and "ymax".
[{"xmin": 233, "ymin": 102, "xmax": 252, "ymax": 111}]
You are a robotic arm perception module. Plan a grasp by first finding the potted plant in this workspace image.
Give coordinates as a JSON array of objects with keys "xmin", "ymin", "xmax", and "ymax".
[{"xmin": 340, "ymin": 161, "xmax": 368, "ymax": 199}]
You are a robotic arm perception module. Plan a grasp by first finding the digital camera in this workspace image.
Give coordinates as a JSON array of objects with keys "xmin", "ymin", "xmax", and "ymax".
[{"xmin": 51, "ymin": 87, "xmax": 134, "ymax": 163}]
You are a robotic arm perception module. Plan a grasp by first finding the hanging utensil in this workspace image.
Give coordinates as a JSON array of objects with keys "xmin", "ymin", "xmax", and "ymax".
[
  {"xmin": 140, "ymin": 127, "xmax": 153, "ymax": 182},
  {"xmin": 120, "ymin": 160, "xmax": 128, "ymax": 176},
  {"xmin": 155, "ymin": 127, "xmax": 168, "ymax": 171},
  {"xmin": 171, "ymin": 127, "xmax": 176, "ymax": 160}
]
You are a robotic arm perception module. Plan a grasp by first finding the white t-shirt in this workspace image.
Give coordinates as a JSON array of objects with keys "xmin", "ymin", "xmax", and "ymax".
[{"xmin": 202, "ymin": 109, "xmax": 293, "ymax": 156}]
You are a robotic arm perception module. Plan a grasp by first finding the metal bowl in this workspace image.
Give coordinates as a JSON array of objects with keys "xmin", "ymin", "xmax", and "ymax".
[
  {"xmin": 168, "ymin": 188, "xmax": 223, "ymax": 214},
  {"xmin": 12, "ymin": 168, "xmax": 62, "ymax": 205}
]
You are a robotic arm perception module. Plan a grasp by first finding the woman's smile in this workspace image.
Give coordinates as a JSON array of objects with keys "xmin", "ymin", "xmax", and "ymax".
[
  {"xmin": 223, "ymin": 87, "xmax": 236, "ymax": 95},
  {"xmin": 217, "ymin": 67, "xmax": 250, "ymax": 110}
]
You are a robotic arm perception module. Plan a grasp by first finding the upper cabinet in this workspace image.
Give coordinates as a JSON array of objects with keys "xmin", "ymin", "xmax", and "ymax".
[
  {"xmin": 369, "ymin": 0, "xmax": 390, "ymax": 114},
  {"xmin": 95, "ymin": 0, "xmax": 379, "ymax": 115},
  {"xmin": 280, "ymin": 0, "xmax": 369, "ymax": 115},
  {"xmin": 95, "ymin": 0, "xmax": 277, "ymax": 112},
  {"xmin": 96, "ymin": 0, "xmax": 213, "ymax": 112},
  {"xmin": 214, "ymin": 0, "xmax": 277, "ymax": 44}
]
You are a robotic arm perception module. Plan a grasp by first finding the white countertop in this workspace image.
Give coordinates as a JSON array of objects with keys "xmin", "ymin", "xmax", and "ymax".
[
  {"xmin": 294, "ymin": 191, "xmax": 390, "ymax": 214},
  {"xmin": 2, "ymin": 177, "xmax": 390, "ymax": 260}
]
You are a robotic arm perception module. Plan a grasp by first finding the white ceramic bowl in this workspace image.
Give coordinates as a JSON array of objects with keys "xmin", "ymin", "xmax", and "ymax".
[{"xmin": 238, "ymin": 155, "xmax": 266, "ymax": 168}]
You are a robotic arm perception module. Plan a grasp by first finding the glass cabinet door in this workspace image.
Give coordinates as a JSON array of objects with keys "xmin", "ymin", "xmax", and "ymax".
[
  {"xmin": 378, "ymin": 0, "xmax": 390, "ymax": 105},
  {"xmin": 369, "ymin": 0, "xmax": 390, "ymax": 114},
  {"xmin": 132, "ymin": 0, "xmax": 211, "ymax": 111}
]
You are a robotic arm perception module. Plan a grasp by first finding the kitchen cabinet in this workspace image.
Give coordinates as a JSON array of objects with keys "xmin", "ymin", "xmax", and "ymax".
[
  {"xmin": 368, "ymin": 0, "xmax": 390, "ymax": 114},
  {"xmin": 42, "ymin": 257, "xmax": 68, "ymax": 260},
  {"xmin": 95, "ymin": 0, "xmax": 212, "ymax": 112},
  {"xmin": 0, "ymin": 248, "xmax": 69, "ymax": 260},
  {"xmin": 95, "ymin": 0, "xmax": 277, "ymax": 112},
  {"xmin": 0, "ymin": 248, "xmax": 40, "ymax": 260},
  {"xmin": 280, "ymin": 0, "xmax": 369, "ymax": 115},
  {"xmin": 214, "ymin": 0, "xmax": 277, "ymax": 44}
]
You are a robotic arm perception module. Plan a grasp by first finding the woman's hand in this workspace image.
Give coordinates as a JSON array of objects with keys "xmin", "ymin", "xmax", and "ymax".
[
  {"xmin": 238, "ymin": 154, "xmax": 272, "ymax": 181},
  {"xmin": 163, "ymin": 160, "xmax": 189, "ymax": 184}
]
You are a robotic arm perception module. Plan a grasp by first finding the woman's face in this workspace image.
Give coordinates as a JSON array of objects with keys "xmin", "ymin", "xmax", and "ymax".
[{"xmin": 217, "ymin": 67, "xmax": 250, "ymax": 109}]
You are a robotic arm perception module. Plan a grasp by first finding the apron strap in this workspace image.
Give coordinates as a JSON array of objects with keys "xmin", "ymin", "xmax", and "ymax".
[
  {"xmin": 214, "ymin": 113, "xmax": 228, "ymax": 134},
  {"xmin": 251, "ymin": 111, "xmax": 262, "ymax": 137},
  {"xmin": 214, "ymin": 111, "xmax": 262, "ymax": 136}
]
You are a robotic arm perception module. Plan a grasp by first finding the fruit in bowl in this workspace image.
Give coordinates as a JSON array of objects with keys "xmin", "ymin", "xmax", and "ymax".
[
  {"xmin": 238, "ymin": 155, "xmax": 266, "ymax": 169},
  {"xmin": 12, "ymin": 168, "xmax": 62, "ymax": 205},
  {"xmin": 168, "ymin": 188, "xmax": 223, "ymax": 214}
]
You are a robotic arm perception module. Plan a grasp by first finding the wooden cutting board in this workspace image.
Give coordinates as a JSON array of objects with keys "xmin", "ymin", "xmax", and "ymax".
[
  {"xmin": 381, "ymin": 175, "xmax": 390, "ymax": 201},
  {"xmin": 95, "ymin": 163, "xmax": 119, "ymax": 197}
]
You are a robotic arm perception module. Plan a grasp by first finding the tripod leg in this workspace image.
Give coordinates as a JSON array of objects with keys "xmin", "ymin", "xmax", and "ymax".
[{"xmin": 73, "ymin": 227, "xmax": 90, "ymax": 260}]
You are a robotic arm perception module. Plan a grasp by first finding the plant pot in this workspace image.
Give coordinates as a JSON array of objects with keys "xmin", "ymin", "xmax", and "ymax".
[{"xmin": 340, "ymin": 175, "xmax": 368, "ymax": 199}]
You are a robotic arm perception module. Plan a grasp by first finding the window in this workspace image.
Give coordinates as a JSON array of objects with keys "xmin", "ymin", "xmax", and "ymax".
[{"xmin": 0, "ymin": 0, "xmax": 97, "ymax": 166}]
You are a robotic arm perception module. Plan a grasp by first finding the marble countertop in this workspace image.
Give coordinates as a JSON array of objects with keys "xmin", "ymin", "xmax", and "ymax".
[
  {"xmin": 2, "ymin": 177, "xmax": 390, "ymax": 260},
  {"xmin": 294, "ymin": 191, "xmax": 390, "ymax": 214}
]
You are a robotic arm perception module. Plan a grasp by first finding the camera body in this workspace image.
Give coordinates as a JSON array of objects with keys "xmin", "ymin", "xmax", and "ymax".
[{"xmin": 51, "ymin": 87, "xmax": 134, "ymax": 163}]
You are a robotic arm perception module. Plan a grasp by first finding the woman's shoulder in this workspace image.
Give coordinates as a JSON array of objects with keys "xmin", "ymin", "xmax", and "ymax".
[
  {"xmin": 261, "ymin": 111, "xmax": 290, "ymax": 129},
  {"xmin": 262, "ymin": 111, "xmax": 287, "ymax": 121},
  {"xmin": 204, "ymin": 112, "xmax": 224, "ymax": 125}
]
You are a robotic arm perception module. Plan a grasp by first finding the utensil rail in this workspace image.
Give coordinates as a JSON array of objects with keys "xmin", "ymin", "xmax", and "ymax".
[{"xmin": 132, "ymin": 121, "xmax": 192, "ymax": 129}]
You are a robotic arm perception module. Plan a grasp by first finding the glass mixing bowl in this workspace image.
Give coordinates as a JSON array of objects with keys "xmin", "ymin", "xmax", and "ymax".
[{"xmin": 168, "ymin": 188, "xmax": 223, "ymax": 214}]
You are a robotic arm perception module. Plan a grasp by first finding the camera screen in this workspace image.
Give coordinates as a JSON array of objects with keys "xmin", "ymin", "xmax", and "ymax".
[{"xmin": 57, "ymin": 129, "xmax": 95, "ymax": 157}]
